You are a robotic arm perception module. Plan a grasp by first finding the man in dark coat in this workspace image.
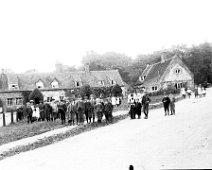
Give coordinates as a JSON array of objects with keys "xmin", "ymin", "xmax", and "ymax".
[
  {"xmin": 104, "ymin": 98, "xmax": 113, "ymax": 124},
  {"xmin": 44, "ymin": 102, "xmax": 52, "ymax": 121},
  {"xmin": 94, "ymin": 98, "xmax": 104, "ymax": 123},
  {"xmin": 134, "ymin": 98, "xmax": 142, "ymax": 119},
  {"xmin": 84, "ymin": 96, "xmax": 93, "ymax": 124},
  {"xmin": 39, "ymin": 101, "xmax": 45, "ymax": 121},
  {"xmin": 128, "ymin": 93, "xmax": 135, "ymax": 119},
  {"xmin": 26, "ymin": 102, "xmax": 33, "ymax": 123},
  {"xmin": 162, "ymin": 93, "xmax": 171, "ymax": 116},
  {"xmin": 58, "ymin": 100, "xmax": 67, "ymax": 124},
  {"xmin": 75, "ymin": 96, "xmax": 85, "ymax": 125},
  {"xmin": 142, "ymin": 92, "xmax": 151, "ymax": 119}
]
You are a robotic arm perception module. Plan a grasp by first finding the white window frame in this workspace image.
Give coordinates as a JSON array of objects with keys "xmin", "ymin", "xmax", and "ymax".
[
  {"xmin": 15, "ymin": 98, "xmax": 23, "ymax": 105},
  {"xmin": 152, "ymin": 86, "xmax": 158, "ymax": 91},
  {"xmin": 7, "ymin": 98, "xmax": 13, "ymax": 106},
  {"xmin": 175, "ymin": 68, "xmax": 181, "ymax": 74},
  {"xmin": 75, "ymin": 81, "xmax": 80, "ymax": 87}
]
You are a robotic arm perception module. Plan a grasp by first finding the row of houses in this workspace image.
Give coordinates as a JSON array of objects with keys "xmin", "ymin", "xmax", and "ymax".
[
  {"xmin": 0, "ymin": 54, "xmax": 195, "ymax": 110},
  {"xmin": 0, "ymin": 65, "xmax": 126, "ymax": 110}
]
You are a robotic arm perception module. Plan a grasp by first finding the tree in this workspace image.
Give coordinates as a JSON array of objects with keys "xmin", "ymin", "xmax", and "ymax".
[
  {"xmin": 21, "ymin": 90, "xmax": 32, "ymax": 105},
  {"xmin": 79, "ymin": 85, "xmax": 92, "ymax": 99},
  {"xmin": 29, "ymin": 88, "xmax": 44, "ymax": 104},
  {"xmin": 111, "ymin": 84, "xmax": 122, "ymax": 97}
]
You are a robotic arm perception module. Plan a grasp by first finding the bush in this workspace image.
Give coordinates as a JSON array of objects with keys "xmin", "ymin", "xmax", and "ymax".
[{"xmin": 29, "ymin": 88, "xmax": 44, "ymax": 104}]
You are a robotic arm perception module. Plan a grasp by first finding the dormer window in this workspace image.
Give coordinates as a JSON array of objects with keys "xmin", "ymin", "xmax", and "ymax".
[
  {"xmin": 36, "ymin": 80, "xmax": 44, "ymax": 89},
  {"xmin": 51, "ymin": 79, "xmax": 59, "ymax": 88},
  {"xmin": 9, "ymin": 84, "xmax": 19, "ymax": 90}
]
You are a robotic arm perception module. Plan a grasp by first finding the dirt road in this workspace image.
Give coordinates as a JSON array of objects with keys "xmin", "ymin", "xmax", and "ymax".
[{"xmin": 0, "ymin": 89, "xmax": 212, "ymax": 169}]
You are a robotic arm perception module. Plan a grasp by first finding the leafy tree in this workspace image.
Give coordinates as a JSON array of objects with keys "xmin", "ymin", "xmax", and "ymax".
[
  {"xmin": 79, "ymin": 84, "xmax": 92, "ymax": 99},
  {"xmin": 21, "ymin": 90, "xmax": 32, "ymax": 105},
  {"xmin": 111, "ymin": 84, "xmax": 122, "ymax": 97},
  {"xmin": 29, "ymin": 88, "xmax": 44, "ymax": 104}
]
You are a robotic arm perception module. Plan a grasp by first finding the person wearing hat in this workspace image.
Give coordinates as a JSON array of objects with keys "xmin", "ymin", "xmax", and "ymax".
[
  {"xmin": 26, "ymin": 102, "xmax": 33, "ymax": 123},
  {"xmin": 162, "ymin": 92, "xmax": 171, "ymax": 116},
  {"xmin": 84, "ymin": 96, "xmax": 93, "ymax": 124},
  {"xmin": 94, "ymin": 98, "xmax": 104, "ymax": 123},
  {"xmin": 75, "ymin": 95, "xmax": 85, "ymax": 125},
  {"xmin": 104, "ymin": 98, "xmax": 113, "ymax": 123},
  {"xmin": 141, "ymin": 92, "xmax": 151, "ymax": 119}
]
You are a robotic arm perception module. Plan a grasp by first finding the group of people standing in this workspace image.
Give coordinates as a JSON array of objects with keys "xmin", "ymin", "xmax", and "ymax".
[
  {"xmin": 128, "ymin": 91, "xmax": 151, "ymax": 119},
  {"xmin": 20, "ymin": 95, "xmax": 114, "ymax": 125}
]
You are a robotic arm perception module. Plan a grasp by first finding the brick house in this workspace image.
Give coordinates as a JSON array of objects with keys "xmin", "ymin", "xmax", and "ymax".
[{"xmin": 137, "ymin": 54, "xmax": 194, "ymax": 93}]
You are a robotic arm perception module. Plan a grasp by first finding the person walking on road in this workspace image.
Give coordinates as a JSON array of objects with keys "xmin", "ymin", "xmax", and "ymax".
[
  {"xmin": 142, "ymin": 92, "xmax": 151, "ymax": 119},
  {"xmin": 162, "ymin": 93, "xmax": 171, "ymax": 116},
  {"xmin": 169, "ymin": 94, "xmax": 176, "ymax": 115}
]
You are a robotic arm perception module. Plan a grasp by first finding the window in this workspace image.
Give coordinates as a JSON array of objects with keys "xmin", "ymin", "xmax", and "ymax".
[
  {"xmin": 7, "ymin": 98, "xmax": 13, "ymax": 106},
  {"xmin": 143, "ymin": 76, "xmax": 146, "ymax": 80},
  {"xmin": 15, "ymin": 98, "xmax": 23, "ymax": 105},
  {"xmin": 47, "ymin": 97, "xmax": 53, "ymax": 102},
  {"xmin": 111, "ymin": 80, "xmax": 116, "ymax": 85},
  {"xmin": 75, "ymin": 81, "xmax": 80, "ymax": 87},
  {"xmin": 59, "ymin": 96, "xmax": 64, "ymax": 101},
  {"xmin": 51, "ymin": 80, "xmax": 59, "ymax": 88},
  {"xmin": 175, "ymin": 68, "xmax": 181, "ymax": 74},
  {"xmin": 36, "ymin": 80, "xmax": 44, "ymax": 89},
  {"xmin": 175, "ymin": 82, "xmax": 183, "ymax": 89},
  {"xmin": 9, "ymin": 84, "xmax": 19, "ymax": 90},
  {"xmin": 152, "ymin": 86, "xmax": 158, "ymax": 91},
  {"xmin": 98, "ymin": 80, "xmax": 104, "ymax": 86}
]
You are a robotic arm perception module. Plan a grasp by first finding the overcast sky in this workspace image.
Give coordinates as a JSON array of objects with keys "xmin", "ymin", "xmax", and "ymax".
[{"xmin": 0, "ymin": 0, "xmax": 212, "ymax": 73}]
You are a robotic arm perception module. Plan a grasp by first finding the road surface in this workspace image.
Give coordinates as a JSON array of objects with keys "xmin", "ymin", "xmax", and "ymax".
[{"xmin": 0, "ymin": 89, "xmax": 212, "ymax": 169}]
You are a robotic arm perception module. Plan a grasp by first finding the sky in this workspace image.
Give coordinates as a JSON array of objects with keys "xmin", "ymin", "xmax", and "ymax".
[{"xmin": 0, "ymin": 0, "xmax": 212, "ymax": 73}]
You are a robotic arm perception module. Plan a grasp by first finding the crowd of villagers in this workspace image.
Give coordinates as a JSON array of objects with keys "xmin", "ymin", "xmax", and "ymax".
[{"xmin": 16, "ymin": 94, "xmax": 121, "ymax": 125}]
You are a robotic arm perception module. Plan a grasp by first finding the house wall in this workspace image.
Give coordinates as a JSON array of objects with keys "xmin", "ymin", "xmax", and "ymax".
[
  {"xmin": 41, "ymin": 90, "xmax": 66, "ymax": 101},
  {"xmin": 0, "ymin": 91, "xmax": 23, "ymax": 111},
  {"xmin": 162, "ymin": 64, "xmax": 194, "ymax": 89}
]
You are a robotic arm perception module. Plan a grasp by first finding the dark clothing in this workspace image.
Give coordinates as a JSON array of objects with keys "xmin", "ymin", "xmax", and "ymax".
[
  {"xmin": 26, "ymin": 106, "xmax": 33, "ymax": 123},
  {"xmin": 84, "ymin": 100, "xmax": 93, "ymax": 123},
  {"xmin": 44, "ymin": 103, "xmax": 52, "ymax": 121},
  {"xmin": 162, "ymin": 96, "xmax": 171, "ymax": 116},
  {"xmin": 142, "ymin": 94, "xmax": 151, "ymax": 119},
  {"xmin": 76, "ymin": 100, "xmax": 85, "ymax": 123},
  {"xmin": 39, "ymin": 103, "xmax": 45, "ymax": 121},
  {"xmin": 135, "ymin": 102, "xmax": 142, "ymax": 118},
  {"xmin": 170, "ymin": 97, "xmax": 175, "ymax": 115},
  {"xmin": 104, "ymin": 102, "xmax": 113, "ymax": 123},
  {"xmin": 94, "ymin": 103, "xmax": 104, "ymax": 123}
]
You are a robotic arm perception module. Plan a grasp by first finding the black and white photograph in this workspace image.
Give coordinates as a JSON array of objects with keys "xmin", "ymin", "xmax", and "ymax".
[{"xmin": 0, "ymin": 0, "xmax": 212, "ymax": 169}]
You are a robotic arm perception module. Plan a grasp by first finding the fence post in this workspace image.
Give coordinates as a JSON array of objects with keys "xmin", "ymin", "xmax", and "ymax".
[
  {"xmin": 3, "ymin": 112, "xmax": 6, "ymax": 126},
  {"xmin": 11, "ymin": 110, "xmax": 14, "ymax": 124}
]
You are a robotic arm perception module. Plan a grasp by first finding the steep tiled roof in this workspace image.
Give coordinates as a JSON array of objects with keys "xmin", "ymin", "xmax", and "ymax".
[
  {"xmin": 0, "ymin": 69, "xmax": 125, "ymax": 91},
  {"xmin": 141, "ymin": 59, "xmax": 172, "ymax": 86}
]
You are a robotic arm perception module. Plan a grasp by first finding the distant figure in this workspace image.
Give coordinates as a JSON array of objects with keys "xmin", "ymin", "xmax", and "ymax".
[
  {"xmin": 181, "ymin": 87, "xmax": 186, "ymax": 98},
  {"xmin": 134, "ymin": 98, "xmax": 142, "ymax": 119},
  {"xmin": 142, "ymin": 92, "xmax": 151, "ymax": 119},
  {"xmin": 202, "ymin": 87, "xmax": 206, "ymax": 97},
  {"xmin": 162, "ymin": 93, "xmax": 171, "ymax": 116},
  {"xmin": 194, "ymin": 87, "xmax": 198, "ymax": 98},
  {"xmin": 198, "ymin": 86, "xmax": 202, "ymax": 97},
  {"xmin": 26, "ymin": 102, "xmax": 33, "ymax": 123},
  {"xmin": 128, "ymin": 93, "xmax": 135, "ymax": 119},
  {"xmin": 169, "ymin": 94, "xmax": 176, "ymax": 115},
  {"xmin": 187, "ymin": 88, "xmax": 192, "ymax": 99}
]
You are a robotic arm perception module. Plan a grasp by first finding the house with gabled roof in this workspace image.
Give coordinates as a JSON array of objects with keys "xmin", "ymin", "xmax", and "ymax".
[
  {"xmin": 0, "ymin": 65, "xmax": 126, "ymax": 110},
  {"xmin": 137, "ymin": 54, "xmax": 194, "ymax": 93}
]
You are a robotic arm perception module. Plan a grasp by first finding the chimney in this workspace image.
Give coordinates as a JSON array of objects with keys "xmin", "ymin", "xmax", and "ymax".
[
  {"xmin": 84, "ymin": 63, "xmax": 90, "ymax": 73},
  {"xmin": 161, "ymin": 51, "xmax": 166, "ymax": 63}
]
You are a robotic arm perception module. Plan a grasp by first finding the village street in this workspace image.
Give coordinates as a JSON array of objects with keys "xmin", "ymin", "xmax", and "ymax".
[{"xmin": 0, "ymin": 89, "xmax": 212, "ymax": 169}]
